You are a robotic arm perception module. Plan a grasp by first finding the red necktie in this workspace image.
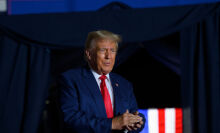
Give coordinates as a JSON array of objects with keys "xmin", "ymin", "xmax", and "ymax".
[{"xmin": 99, "ymin": 75, "xmax": 114, "ymax": 118}]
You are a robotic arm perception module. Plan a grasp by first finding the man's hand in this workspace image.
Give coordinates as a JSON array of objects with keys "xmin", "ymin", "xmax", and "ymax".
[
  {"xmin": 128, "ymin": 111, "xmax": 144, "ymax": 131},
  {"xmin": 112, "ymin": 110, "xmax": 143, "ymax": 131}
]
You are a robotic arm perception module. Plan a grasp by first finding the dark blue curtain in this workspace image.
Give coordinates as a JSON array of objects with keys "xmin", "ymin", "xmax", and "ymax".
[
  {"xmin": 0, "ymin": 33, "xmax": 50, "ymax": 133},
  {"xmin": 141, "ymin": 33, "xmax": 180, "ymax": 75},
  {"xmin": 0, "ymin": 3, "xmax": 218, "ymax": 47},
  {"xmin": 181, "ymin": 9, "xmax": 220, "ymax": 133}
]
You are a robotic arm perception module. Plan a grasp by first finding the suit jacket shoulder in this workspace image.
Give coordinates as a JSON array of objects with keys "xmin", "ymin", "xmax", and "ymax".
[{"xmin": 61, "ymin": 67, "xmax": 83, "ymax": 78}]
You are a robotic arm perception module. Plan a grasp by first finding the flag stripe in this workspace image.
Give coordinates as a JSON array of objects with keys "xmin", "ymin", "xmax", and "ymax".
[
  {"xmin": 148, "ymin": 109, "xmax": 158, "ymax": 133},
  {"xmin": 175, "ymin": 108, "xmax": 183, "ymax": 133},
  {"xmin": 159, "ymin": 109, "xmax": 165, "ymax": 133},
  {"xmin": 165, "ymin": 108, "xmax": 175, "ymax": 133}
]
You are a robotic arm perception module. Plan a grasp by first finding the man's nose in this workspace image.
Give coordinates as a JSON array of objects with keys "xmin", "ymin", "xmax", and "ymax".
[{"xmin": 105, "ymin": 50, "xmax": 111, "ymax": 59}]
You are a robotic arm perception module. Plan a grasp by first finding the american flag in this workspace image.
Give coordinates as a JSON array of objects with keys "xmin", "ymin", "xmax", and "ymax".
[{"xmin": 138, "ymin": 108, "xmax": 183, "ymax": 133}]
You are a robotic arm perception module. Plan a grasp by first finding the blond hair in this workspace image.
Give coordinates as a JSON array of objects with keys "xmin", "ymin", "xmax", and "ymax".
[{"xmin": 85, "ymin": 30, "xmax": 121, "ymax": 50}]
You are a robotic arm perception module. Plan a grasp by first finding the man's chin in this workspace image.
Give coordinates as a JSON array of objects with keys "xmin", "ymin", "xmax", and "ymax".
[{"xmin": 102, "ymin": 69, "xmax": 112, "ymax": 75}]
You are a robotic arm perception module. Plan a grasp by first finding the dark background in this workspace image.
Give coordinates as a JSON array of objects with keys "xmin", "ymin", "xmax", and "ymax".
[{"xmin": 115, "ymin": 48, "xmax": 181, "ymax": 109}]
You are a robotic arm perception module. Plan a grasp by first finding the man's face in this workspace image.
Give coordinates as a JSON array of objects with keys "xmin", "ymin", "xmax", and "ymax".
[{"xmin": 86, "ymin": 39, "xmax": 117, "ymax": 75}]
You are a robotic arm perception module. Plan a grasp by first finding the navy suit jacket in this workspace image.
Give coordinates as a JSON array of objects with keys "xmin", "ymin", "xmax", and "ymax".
[{"xmin": 59, "ymin": 66, "xmax": 145, "ymax": 133}]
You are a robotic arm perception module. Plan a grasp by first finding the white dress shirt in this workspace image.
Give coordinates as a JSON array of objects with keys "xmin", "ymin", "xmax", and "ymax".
[{"xmin": 91, "ymin": 69, "xmax": 114, "ymax": 110}]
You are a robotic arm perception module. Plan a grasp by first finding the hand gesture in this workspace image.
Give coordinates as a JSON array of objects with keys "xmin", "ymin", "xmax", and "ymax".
[{"xmin": 112, "ymin": 109, "xmax": 143, "ymax": 131}]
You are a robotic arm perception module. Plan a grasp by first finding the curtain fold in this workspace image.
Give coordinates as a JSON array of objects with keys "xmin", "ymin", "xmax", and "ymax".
[
  {"xmin": 180, "ymin": 10, "xmax": 220, "ymax": 133},
  {"xmin": 0, "ymin": 34, "xmax": 50, "ymax": 133},
  {"xmin": 141, "ymin": 33, "xmax": 181, "ymax": 75},
  {"xmin": 0, "ymin": 3, "xmax": 219, "ymax": 47}
]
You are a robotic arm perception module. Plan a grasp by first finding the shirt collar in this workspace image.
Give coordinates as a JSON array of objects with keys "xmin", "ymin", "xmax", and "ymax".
[{"xmin": 91, "ymin": 69, "xmax": 110, "ymax": 81}]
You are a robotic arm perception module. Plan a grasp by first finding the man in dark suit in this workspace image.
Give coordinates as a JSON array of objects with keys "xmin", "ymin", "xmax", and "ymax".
[{"xmin": 59, "ymin": 30, "xmax": 145, "ymax": 133}]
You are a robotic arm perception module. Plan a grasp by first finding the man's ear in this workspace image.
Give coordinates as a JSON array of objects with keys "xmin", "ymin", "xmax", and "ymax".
[{"xmin": 85, "ymin": 50, "xmax": 91, "ymax": 60}]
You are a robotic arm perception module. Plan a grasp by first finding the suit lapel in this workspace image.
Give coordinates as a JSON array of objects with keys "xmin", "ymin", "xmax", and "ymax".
[
  {"xmin": 110, "ymin": 74, "xmax": 122, "ymax": 116},
  {"xmin": 82, "ymin": 67, "xmax": 107, "ymax": 117}
]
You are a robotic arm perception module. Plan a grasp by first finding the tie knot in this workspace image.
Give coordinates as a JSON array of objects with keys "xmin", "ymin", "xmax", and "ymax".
[{"xmin": 99, "ymin": 75, "xmax": 107, "ymax": 81}]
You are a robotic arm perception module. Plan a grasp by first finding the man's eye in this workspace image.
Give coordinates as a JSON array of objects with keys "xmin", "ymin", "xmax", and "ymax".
[
  {"xmin": 111, "ymin": 49, "xmax": 116, "ymax": 52},
  {"xmin": 99, "ymin": 49, "xmax": 105, "ymax": 52}
]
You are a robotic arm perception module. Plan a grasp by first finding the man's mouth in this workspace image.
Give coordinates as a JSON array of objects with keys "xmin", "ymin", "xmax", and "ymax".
[{"xmin": 104, "ymin": 62, "xmax": 111, "ymax": 66}]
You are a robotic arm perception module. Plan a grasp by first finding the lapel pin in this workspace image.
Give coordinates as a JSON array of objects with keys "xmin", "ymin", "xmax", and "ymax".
[{"xmin": 115, "ymin": 83, "xmax": 119, "ymax": 87}]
